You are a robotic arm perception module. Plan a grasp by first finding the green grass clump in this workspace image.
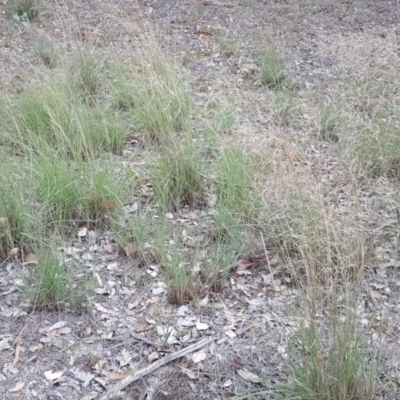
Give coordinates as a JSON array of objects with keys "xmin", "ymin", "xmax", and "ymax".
[
  {"xmin": 31, "ymin": 155, "xmax": 124, "ymax": 230},
  {"xmin": 217, "ymin": 35, "xmax": 238, "ymax": 56},
  {"xmin": 7, "ymin": 79, "xmax": 125, "ymax": 158},
  {"xmin": 0, "ymin": 158, "xmax": 39, "ymax": 260},
  {"xmin": 344, "ymin": 122, "xmax": 400, "ymax": 178},
  {"xmin": 272, "ymin": 89, "xmax": 296, "ymax": 126},
  {"xmin": 211, "ymin": 147, "xmax": 261, "ymax": 247},
  {"xmin": 115, "ymin": 210, "xmax": 154, "ymax": 265},
  {"xmin": 26, "ymin": 249, "xmax": 89, "ymax": 311},
  {"xmin": 260, "ymin": 48, "xmax": 287, "ymax": 89},
  {"xmin": 319, "ymin": 101, "xmax": 348, "ymax": 142},
  {"xmin": 34, "ymin": 41, "xmax": 58, "ymax": 68},
  {"xmin": 242, "ymin": 295, "xmax": 385, "ymax": 400},
  {"xmin": 215, "ymin": 109, "xmax": 236, "ymax": 134},
  {"xmin": 110, "ymin": 39, "xmax": 191, "ymax": 144},
  {"xmin": 276, "ymin": 297, "xmax": 384, "ymax": 400},
  {"xmin": 216, "ymin": 147, "xmax": 257, "ymax": 218},
  {"xmin": 4, "ymin": 0, "xmax": 43, "ymax": 21},
  {"xmin": 151, "ymin": 143, "xmax": 202, "ymax": 212},
  {"xmin": 69, "ymin": 52, "xmax": 102, "ymax": 104}
]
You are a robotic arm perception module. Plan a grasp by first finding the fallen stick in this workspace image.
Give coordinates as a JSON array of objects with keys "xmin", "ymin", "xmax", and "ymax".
[{"xmin": 97, "ymin": 337, "xmax": 214, "ymax": 400}]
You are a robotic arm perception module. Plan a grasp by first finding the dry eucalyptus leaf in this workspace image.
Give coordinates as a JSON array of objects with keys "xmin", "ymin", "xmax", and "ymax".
[
  {"xmin": 0, "ymin": 217, "xmax": 8, "ymax": 228},
  {"xmin": 225, "ymin": 330, "xmax": 236, "ymax": 338},
  {"xmin": 181, "ymin": 212, "xmax": 198, "ymax": 220},
  {"xmin": 44, "ymin": 370, "xmax": 63, "ymax": 381},
  {"xmin": 23, "ymin": 253, "xmax": 38, "ymax": 264},
  {"xmin": 192, "ymin": 350, "xmax": 206, "ymax": 363},
  {"xmin": 199, "ymin": 296, "xmax": 209, "ymax": 306},
  {"xmin": 148, "ymin": 351, "xmax": 159, "ymax": 362},
  {"xmin": 103, "ymin": 370, "xmax": 133, "ymax": 380},
  {"xmin": 180, "ymin": 366, "xmax": 196, "ymax": 379},
  {"xmin": 237, "ymin": 368, "xmax": 263, "ymax": 383},
  {"xmin": 189, "ymin": 381, "xmax": 198, "ymax": 392},
  {"xmin": 9, "ymin": 380, "xmax": 25, "ymax": 392},
  {"xmin": 10, "ymin": 248, "xmax": 19, "ymax": 256},
  {"xmin": 81, "ymin": 393, "xmax": 98, "ymax": 400},
  {"xmin": 195, "ymin": 320, "xmax": 209, "ymax": 330},
  {"xmin": 77, "ymin": 227, "xmax": 88, "ymax": 237}
]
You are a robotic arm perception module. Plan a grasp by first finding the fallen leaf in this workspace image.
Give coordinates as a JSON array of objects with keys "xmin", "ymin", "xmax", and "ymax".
[
  {"xmin": 148, "ymin": 351, "xmax": 159, "ymax": 362},
  {"xmin": 103, "ymin": 370, "xmax": 133, "ymax": 380},
  {"xmin": 10, "ymin": 247, "xmax": 19, "ymax": 256},
  {"xmin": 59, "ymin": 327, "xmax": 72, "ymax": 335},
  {"xmin": 0, "ymin": 338, "xmax": 10, "ymax": 351},
  {"xmin": 181, "ymin": 212, "xmax": 198, "ymax": 220},
  {"xmin": 23, "ymin": 253, "xmax": 38, "ymax": 264},
  {"xmin": 9, "ymin": 380, "xmax": 25, "ymax": 392},
  {"xmin": 237, "ymin": 368, "xmax": 263, "ymax": 383},
  {"xmin": 13, "ymin": 345, "xmax": 21, "ymax": 365},
  {"xmin": 80, "ymin": 393, "xmax": 98, "ymax": 400},
  {"xmin": 192, "ymin": 350, "xmax": 206, "ymax": 363},
  {"xmin": 199, "ymin": 296, "xmax": 209, "ymax": 306},
  {"xmin": 370, "ymin": 289, "xmax": 382, "ymax": 299},
  {"xmin": 0, "ymin": 217, "xmax": 8, "ymax": 228},
  {"xmin": 180, "ymin": 366, "xmax": 196, "ymax": 379},
  {"xmin": 93, "ymin": 359, "xmax": 106, "ymax": 374},
  {"xmin": 188, "ymin": 381, "xmax": 198, "ymax": 392},
  {"xmin": 225, "ymin": 330, "xmax": 236, "ymax": 338},
  {"xmin": 95, "ymin": 303, "xmax": 109, "ymax": 313},
  {"xmin": 107, "ymin": 262, "xmax": 118, "ymax": 271},
  {"xmin": 77, "ymin": 227, "xmax": 88, "ymax": 237},
  {"xmin": 196, "ymin": 320, "xmax": 209, "ymax": 330},
  {"xmin": 44, "ymin": 370, "xmax": 63, "ymax": 381},
  {"xmin": 237, "ymin": 259, "xmax": 253, "ymax": 270},
  {"xmin": 46, "ymin": 321, "xmax": 67, "ymax": 332}
]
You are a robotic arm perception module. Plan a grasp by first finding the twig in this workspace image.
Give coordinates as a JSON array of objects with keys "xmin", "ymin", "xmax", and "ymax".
[
  {"xmin": 97, "ymin": 338, "xmax": 214, "ymax": 400},
  {"xmin": 260, "ymin": 232, "xmax": 277, "ymax": 291}
]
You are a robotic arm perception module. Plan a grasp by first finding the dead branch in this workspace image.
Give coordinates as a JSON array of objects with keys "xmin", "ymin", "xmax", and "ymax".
[{"xmin": 97, "ymin": 337, "xmax": 214, "ymax": 400}]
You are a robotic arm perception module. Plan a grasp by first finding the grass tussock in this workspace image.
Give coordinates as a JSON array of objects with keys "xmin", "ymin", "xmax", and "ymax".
[
  {"xmin": 260, "ymin": 48, "xmax": 287, "ymax": 89},
  {"xmin": 262, "ymin": 171, "xmax": 365, "ymax": 286},
  {"xmin": 4, "ymin": 0, "xmax": 43, "ymax": 21},
  {"xmin": 4, "ymin": 78, "xmax": 125, "ymax": 158},
  {"xmin": 343, "ymin": 121, "xmax": 400, "ymax": 179},
  {"xmin": 25, "ymin": 249, "xmax": 89, "ymax": 311},
  {"xmin": 110, "ymin": 34, "xmax": 191, "ymax": 144},
  {"xmin": 245, "ymin": 293, "xmax": 385, "ymax": 400},
  {"xmin": 151, "ymin": 141, "xmax": 203, "ymax": 212}
]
